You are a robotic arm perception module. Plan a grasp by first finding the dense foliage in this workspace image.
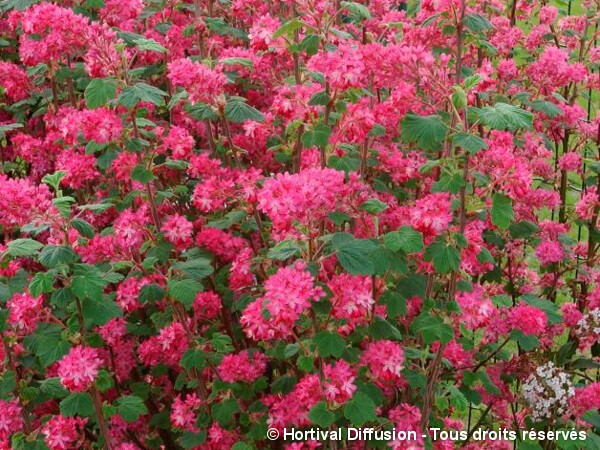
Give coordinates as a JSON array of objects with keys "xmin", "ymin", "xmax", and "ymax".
[{"xmin": 0, "ymin": 0, "xmax": 599, "ymax": 449}]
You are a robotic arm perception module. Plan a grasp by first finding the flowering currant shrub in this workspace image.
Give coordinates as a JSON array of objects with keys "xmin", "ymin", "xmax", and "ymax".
[{"xmin": 1, "ymin": 0, "xmax": 600, "ymax": 449}]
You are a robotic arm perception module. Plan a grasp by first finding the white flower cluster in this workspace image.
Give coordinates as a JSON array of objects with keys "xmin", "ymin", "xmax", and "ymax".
[
  {"xmin": 575, "ymin": 308, "xmax": 600, "ymax": 337},
  {"xmin": 522, "ymin": 362, "xmax": 574, "ymax": 422}
]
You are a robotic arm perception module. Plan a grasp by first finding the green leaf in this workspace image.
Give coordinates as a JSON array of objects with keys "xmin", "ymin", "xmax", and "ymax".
[
  {"xmin": 448, "ymin": 385, "xmax": 468, "ymax": 413},
  {"xmin": 478, "ymin": 103, "xmax": 534, "ymax": 130},
  {"xmin": 206, "ymin": 210, "xmax": 247, "ymax": 229},
  {"xmin": 301, "ymin": 123, "xmax": 331, "ymax": 148},
  {"xmin": 360, "ymin": 198, "xmax": 388, "ymax": 214},
  {"xmin": 139, "ymin": 284, "xmax": 165, "ymax": 304},
  {"xmin": 368, "ymin": 317, "xmax": 401, "ymax": 340},
  {"xmin": 210, "ymin": 333, "xmax": 234, "ymax": 353},
  {"xmin": 167, "ymin": 279, "xmax": 203, "ymax": 309},
  {"xmin": 371, "ymin": 245, "xmax": 407, "ymax": 276},
  {"xmin": 211, "ymin": 399, "xmax": 239, "ymax": 426},
  {"xmin": 309, "ymin": 402, "xmax": 335, "ymax": 427},
  {"xmin": 463, "ymin": 13, "xmax": 493, "ymax": 32},
  {"xmin": 84, "ymin": 78, "xmax": 117, "ymax": 109},
  {"xmin": 583, "ymin": 410, "xmax": 600, "ymax": 429},
  {"xmin": 510, "ymin": 330, "xmax": 539, "ymax": 351},
  {"xmin": 225, "ymin": 100, "xmax": 265, "ymax": 123},
  {"xmin": 384, "ymin": 226, "xmax": 424, "ymax": 253},
  {"xmin": 130, "ymin": 165, "xmax": 154, "ymax": 183},
  {"xmin": 172, "ymin": 258, "xmax": 214, "ymax": 281},
  {"xmin": 185, "ymin": 102, "xmax": 219, "ymax": 121},
  {"xmin": 267, "ymin": 240, "xmax": 301, "ymax": 260},
  {"xmin": 132, "ymin": 37, "xmax": 167, "ymax": 53},
  {"xmin": 0, "ymin": 122, "xmax": 23, "ymax": 139},
  {"xmin": 341, "ymin": 1, "xmax": 371, "ymax": 20},
  {"xmin": 116, "ymin": 395, "xmax": 148, "ymax": 422},
  {"xmin": 313, "ymin": 331, "xmax": 346, "ymax": 358},
  {"xmin": 379, "ymin": 290, "xmax": 406, "ymax": 319},
  {"xmin": 509, "ymin": 221, "xmax": 539, "ymax": 239},
  {"xmin": 39, "ymin": 245, "xmax": 78, "ymax": 268},
  {"xmin": 400, "ymin": 113, "xmax": 447, "ymax": 151},
  {"xmin": 283, "ymin": 343, "xmax": 300, "ymax": 359},
  {"xmin": 118, "ymin": 82, "xmax": 167, "ymax": 108},
  {"xmin": 180, "ymin": 431, "xmax": 207, "ymax": 449},
  {"xmin": 220, "ymin": 57, "xmax": 254, "ymax": 70},
  {"xmin": 332, "ymin": 234, "xmax": 377, "ymax": 275},
  {"xmin": 432, "ymin": 172, "xmax": 464, "ymax": 194},
  {"xmin": 424, "ymin": 239, "xmax": 460, "ymax": 273},
  {"xmin": 343, "ymin": 392, "xmax": 377, "ymax": 426},
  {"xmin": 411, "ymin": 313, "xmax": 453, "ymax": 345},
  {"xmin": 71, "ymin": 264, "xmax": 109, "ymax": 302},
  {"xmin": 39, "ymin": 377, "xmax": 69, "ymax": 399},
  {"xmin": 60, "ymin": 392, "xmax": 94, "ymax": 417},
  {"xmin": 273, "ymin": 17, "xmax": 303, "ymax": 38},
  {"xmin": 231, "ymin": 444, "xmax": 253, "ymax": 450},
  {"xmin": 491, "ymin": 194, "xmax": 514, "ymax": 229},
  {"xmin": 95, "ymin": 370, "xmax": 114, "ymax": 393},
  {"xmin": 7, "ymin": 238, "xmax": 43, "ymax": 257},
  {"xmin": 530, "ymin": 100, "xmax": 563, "ymax": 118},
  {"xmin": 82, "ymin": 296, "xmax": 123, "ymax": 327},
  {"xmin": 29, "ymin": 272, "xmax": 54, "ymax": 296},
  {"xmin": 0, "ymin": 0, "xmax": 40, "ymax": 12},
  {"xmin": 522, "ymin": 296, "xmax": 561, "ymax": 325},
  {"xmin": 452, "ymin": 132, "xmax": 488, "ymax": 154},
  {"xmin": 204, "ymin": 17, "xmax": 248, "ymax": 40},
  {"xmin": 71, "ymin": 219, "xmax": 95, "ymax": 239},
  {"xmin": 300, "ymin": 34, "xmax": 320, "ymax": 55},
  {"xmin": 41, "ymin": 171, "xmax": 66, "ymax": 192},
  {"xmin": 85, "ymin": 0, "xmax": 104, "ymax": 8},
  {"xmin": 180, "ymin": 349, "xmax": 206, "ymax": 371},
  {"xmin": 308, "ymin": 90, "xmax": 330, "ymax": 106}
]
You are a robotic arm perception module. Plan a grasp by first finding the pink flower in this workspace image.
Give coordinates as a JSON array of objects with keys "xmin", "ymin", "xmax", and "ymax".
[
  {"xmin": 0, "ymin": 175, "xmax": 55, "ymax": 229},
  {"xmin": 307, "ymin": 43, "xmax": 367, "ymax": 90},
  {"xmin": 56, "ymin": 148, "xmax": 100, "ymax": 189},
  {"xmin": 360, "ymin": 340, "xmax": 405, "ymax": 385},
  {"xmin": 508, "ymin": 305, "xmax": 547, "ymax": 336},
  {"xmin": 539, "ymin": 6, "xmax": 558, "ymax": 25},
  {"xmin": 195, "ymin": 228, "xmax": 249, "ymax": 263},
  {"xmin": 534, "ymin": 240, "xmax": 564, "ymax": 266},
  {"xmin": 561, "ymin": 303, "xmax": 583, "ymax": 328},
  {"xmin": 456, "ymin": 286, "xmax": 495, "ymax": 330},
  {"xmin": 327, "ymin": 274, "xmax": 374, "ymax": 335},
  {"xmin": 576, "ymin": 186, "xmax": 598, "ymax": 221},
  {"xmin": 114, "ymin": 206, "xmax": 150, "ymax": 250},
  {"xmin": 258, "ymin": 168, "xmax": 367, "ymax": 241},
  {"xmin": 0, "ymin": 62, "xmax": 30, "ymax": 102},
  {"xmin": 57, "ymin": 346, "xmax": 103, "ymax": 392},
  {"xmin": 160, "ymin": 126, "xmax": 195, "ymax": 159},
  {"xmin": 162, "ymin": 214, "xmax": 193, "ymax": 251},
  {"xmin": 193, "ymin": 291, "xmax": 222, "ymax": 320},
  {"xmin": 42, "ymin": 415, "xmax": 87, "ymax": 450},
  {"xmin": 80, "ymin": 108, "xmax": 123, "ymax": 143},
  {"xmin": 323, "ymin": 360, "xmax": 356, "ymax": 404},
  {"xmin": 167, "ymin": 58, "xmax": 227, "ymax": 104},
  {"xmin": 388, "ymin": 403, "xmax": 424, "ymax": 449},
  {"xmin": 7, "ymin": 292, "xmax": 44, "ymax": 333},
  {"xmin": 409, "ymin": 193, "xmax": 453, "ymax": 236},
  {"xmin": 569, "ymin": 382, "xmax": 600, "ymax": 419},
  {"xmin": 170, "ymin": 393, "xmax": 202, "ymax": 432},
  {"xmin": 138, "ymin": 322, "xmax": 188, "ymax": 367},
  {"xmin": 17, "ymin": 3, "xmax": 89, "ymax": 65},
  {"xmin": 558, "ymin": 152, "xmax": 582, "ymax": 172},
  {"xmin": 116, "ymin": 277, "xmax": 148, "ymax": 312},
  {"xmin": 241, "ymin": 261, "xmax": 324, "ymax": 341},
  {"xmin": 0, "ymin": 399, "xmax": 23, "ymax": 443},
  {"xmin": 217, "ymin": 350, "xmax": 268, "ymax": 383}
]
